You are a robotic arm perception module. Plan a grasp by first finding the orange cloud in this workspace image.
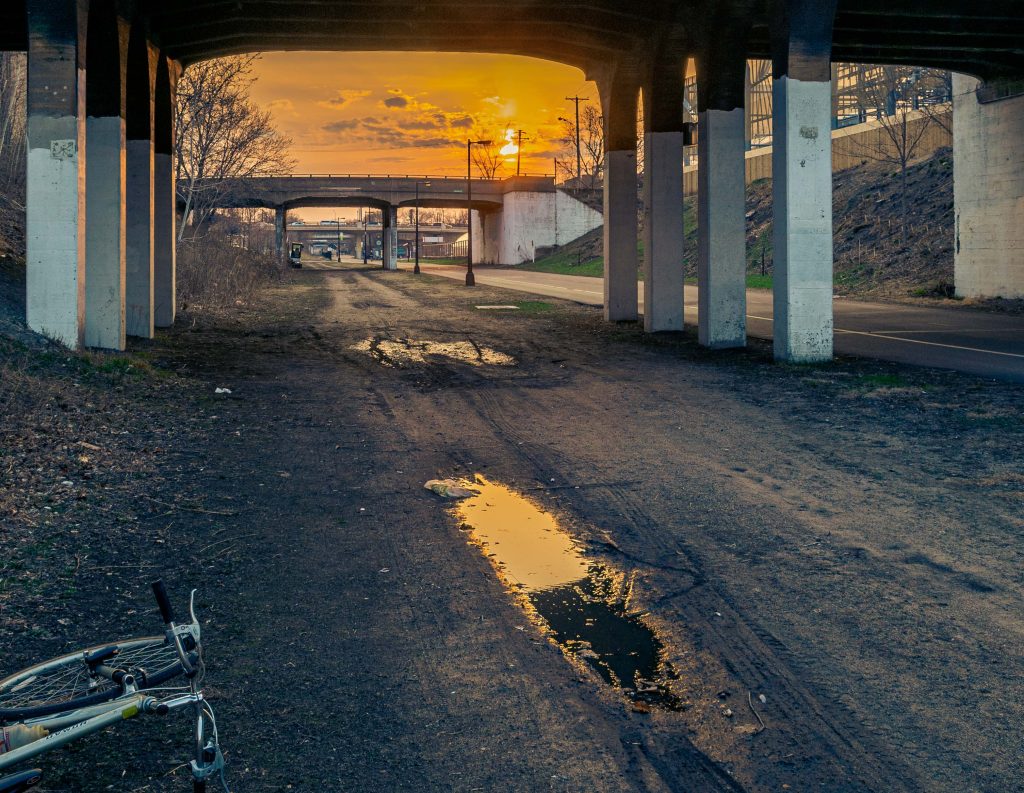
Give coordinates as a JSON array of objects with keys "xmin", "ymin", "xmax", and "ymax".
[{"xmin": 247, "ymin": 51, "xmax": 595, "ymax": 177}]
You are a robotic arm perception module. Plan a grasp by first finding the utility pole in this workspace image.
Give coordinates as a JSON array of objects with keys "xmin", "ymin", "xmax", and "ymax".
[
  {"xmin": 466, "ymin": 138, "xmax": 492, "ymax": 286},
  {"xmin": 564, "ymin": 95, "xmax": 588, "ymax": 187},
  {"xmin": 515, "ymin": 129, "xmax": 528, "ymax": 177}
]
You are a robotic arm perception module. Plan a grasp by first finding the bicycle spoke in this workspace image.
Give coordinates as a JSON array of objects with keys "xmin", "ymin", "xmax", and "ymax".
[{"xmin": 1, "ymin": 638, "xmax": 181, "ymax": 714}]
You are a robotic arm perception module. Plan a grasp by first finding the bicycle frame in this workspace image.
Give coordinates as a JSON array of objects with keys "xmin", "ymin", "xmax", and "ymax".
[
  {"xmin": 0, "ymin": 693, "xmax": 201, "ymax": 771},
  {"xmin": 0, "ymin": 581, "xmax": 226, "ymax": 792}
]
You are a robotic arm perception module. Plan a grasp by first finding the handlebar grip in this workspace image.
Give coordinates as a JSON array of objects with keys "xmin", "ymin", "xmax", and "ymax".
[{"xmin": 151, "ymin": 579, "xmax": 175, "ymax": 624}]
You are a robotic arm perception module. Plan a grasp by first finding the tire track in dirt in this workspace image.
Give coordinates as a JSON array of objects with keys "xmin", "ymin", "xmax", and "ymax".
[{"xmin": 456, "ymin": 380, "xmax": 915, "ymax": 792}]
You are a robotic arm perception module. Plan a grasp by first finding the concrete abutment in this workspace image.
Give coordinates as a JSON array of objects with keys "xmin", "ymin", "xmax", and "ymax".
[{"xmin": 953, "ymin": 74, "xmax": 1024, "ymax": 300}]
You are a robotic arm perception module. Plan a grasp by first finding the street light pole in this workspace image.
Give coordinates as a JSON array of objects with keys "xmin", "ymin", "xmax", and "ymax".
[
  {"xmin": 362, "ymin": 212, "xmax": 368, "ymax": 265},
  {"xmin": 466, "ymin": 138, "xmax": 492, "ymax": 287},
  {"xmin": 336, "ymin": 215, "xmax": 341, "ymax": 262},
  {"xmin": 414, "ymin": 182, "xmax": 427, "ymax": 275},
  {"xmin": 564, "ymin": 95, "xmax": 588, "ymax": 187}
]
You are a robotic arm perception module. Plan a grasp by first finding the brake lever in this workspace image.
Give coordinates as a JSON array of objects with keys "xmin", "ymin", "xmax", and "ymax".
[{"xmin": 187, "ymin": 589, "xmax": 201, "ymax": 641}]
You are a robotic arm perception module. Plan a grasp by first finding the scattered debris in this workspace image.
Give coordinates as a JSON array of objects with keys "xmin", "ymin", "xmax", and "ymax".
[
  {"xmin": 214, "ymin": 387, "xmax": 232, "ymax": 394},
  {"xmin": 424, "ymin": 479, "xmax": 479, "ymax": 499},
  {"xmin": 748, "ymin": 692, "xmax": 767, "ymax": 733}
]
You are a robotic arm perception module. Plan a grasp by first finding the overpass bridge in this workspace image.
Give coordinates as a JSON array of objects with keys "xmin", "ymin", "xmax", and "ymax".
[
  {"xmin": 190, "ymin": 173, "xmax": 603, "ymax": 270},
  {"xmin": 285, "ymin": 221, "xmax": 467, "ymax": 259},
  {"xmin": 4, "ymin": 0, "xmax": 1022, "ymax": 362}
]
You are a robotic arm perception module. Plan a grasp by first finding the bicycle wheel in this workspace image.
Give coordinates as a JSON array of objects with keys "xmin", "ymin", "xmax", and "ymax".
[{"xmin": 0, "ymin": 637, "xmax": 189, "ymax": 722}]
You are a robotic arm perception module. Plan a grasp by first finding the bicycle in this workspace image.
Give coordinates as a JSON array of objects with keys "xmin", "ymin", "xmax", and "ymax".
[{"xmin": 0, "ymin": 580, "xmax": 228, "ymax": 793}]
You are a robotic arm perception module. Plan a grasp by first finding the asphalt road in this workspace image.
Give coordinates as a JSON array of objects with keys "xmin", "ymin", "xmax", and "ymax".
[{"xmin": 394, "ymin": 262, "xmax": 1024, "ymax": 382}]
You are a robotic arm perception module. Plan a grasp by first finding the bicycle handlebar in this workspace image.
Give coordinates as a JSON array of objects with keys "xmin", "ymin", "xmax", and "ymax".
[{"xmin": 151, "ymin": 580, "xmax": 175, "ymax": 625}]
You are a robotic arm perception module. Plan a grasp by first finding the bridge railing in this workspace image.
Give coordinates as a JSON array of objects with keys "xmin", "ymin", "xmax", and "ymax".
[
  {"xmin": 246, "ymin": 172, "xmax": 556, "ymax": 181},
  {"xmin": 421, "ymin": 240, "xmax": 468, "ymax": 259}
]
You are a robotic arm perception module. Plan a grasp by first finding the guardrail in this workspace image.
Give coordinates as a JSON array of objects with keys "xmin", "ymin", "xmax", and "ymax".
[
  {"xmin": 244, "ymin": 173, "xmax": 556, "ymax": 181},
  {"xmin": 422, "ymin": 239, "xmax": 469, "ymax": 259}
]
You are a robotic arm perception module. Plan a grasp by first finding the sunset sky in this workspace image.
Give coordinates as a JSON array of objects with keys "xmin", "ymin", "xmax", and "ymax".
[{"xmin": 248, "ymin": 51, "xmax": 597, "ymax": 181}]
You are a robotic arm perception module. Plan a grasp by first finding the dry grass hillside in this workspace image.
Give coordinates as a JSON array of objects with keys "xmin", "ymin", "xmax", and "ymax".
[{"xmin": 529, "ymin": 147, "xmax": 971, "ymax": 304}]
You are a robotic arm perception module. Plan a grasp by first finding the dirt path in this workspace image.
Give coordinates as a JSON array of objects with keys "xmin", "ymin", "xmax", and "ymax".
[{"xmin": 13, "ymin": 263, "xmax": 1022, "ymax": 791}]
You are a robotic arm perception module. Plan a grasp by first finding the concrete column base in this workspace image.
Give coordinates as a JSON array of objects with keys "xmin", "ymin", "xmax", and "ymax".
[
  {"xmin": 642, "ymin": 131, "xmax": 685, "ymax": 332},
  {"xmin": 698, "ymin": 107, "xmax": 747, "ymax": 348},
  {"xmin": 953, "ymin": 73, "xmax": 1024, "ymax": 299},
  {"xmin": 26, "ymin": 113, "xmax": 87, "ymax": 348},
  {"xmin": 153, "ymin": 151, "xmax": 176, "ymax": 326},
  {"xmin": 771, "ymin": 76, "xmax": 833, "ymax": 363},
  {"xmin": 84, "ymin": 115, "xmax": 127, "ymax": 351},
  {"xmin": 126, "ymin": 138, "xmax": 154, "ymax": 338},
  {"xmin": 604, "ymin": 148, "xmax": 639, "ymax": 321}
]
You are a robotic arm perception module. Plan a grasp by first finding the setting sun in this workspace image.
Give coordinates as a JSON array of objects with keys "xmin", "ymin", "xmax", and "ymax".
[{"xmin": 246, "ymin": 51, "xmax": 591, "ymax": 178}]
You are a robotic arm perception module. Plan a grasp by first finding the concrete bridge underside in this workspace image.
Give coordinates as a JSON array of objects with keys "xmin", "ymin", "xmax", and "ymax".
[{"xmin": 3, "ymin": 1, "xmax": 1022, "ymax": 358}]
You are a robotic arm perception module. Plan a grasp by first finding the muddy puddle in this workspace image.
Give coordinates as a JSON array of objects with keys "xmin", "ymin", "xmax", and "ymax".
[
  {"xmin": 352, "ymin": 337, "xmax": 516, "ymax": 367},
  {"xmin": 453, "ymin": 476, "xmax": 681, "ymax": 710}
]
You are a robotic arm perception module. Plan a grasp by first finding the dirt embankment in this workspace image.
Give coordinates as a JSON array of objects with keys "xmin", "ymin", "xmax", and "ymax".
[
  {"xmin": 533, "ymin": 147, "xmax": 1024, "ymax": 312},
  {"xmin": 3, "ymin": 257, "xmax": 1023, "ymax": 792}
]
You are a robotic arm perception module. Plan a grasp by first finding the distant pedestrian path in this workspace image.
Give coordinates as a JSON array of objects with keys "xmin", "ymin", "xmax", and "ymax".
[{"xmin": 407, "ymin": 264, "xmax": 1024, "ymax": 382}]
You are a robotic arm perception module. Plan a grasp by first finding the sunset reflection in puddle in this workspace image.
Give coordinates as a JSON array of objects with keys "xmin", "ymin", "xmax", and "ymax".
[
  {"xmin": 453, "ymin": 475, "xmax": 681, "ymax": 710},
  {"xmin": 352, "ymin": 337, "xmax": 516, "ymax": 367}
]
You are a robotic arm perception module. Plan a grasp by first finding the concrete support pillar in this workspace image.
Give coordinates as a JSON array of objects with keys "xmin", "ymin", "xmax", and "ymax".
[
  {"xmin": 953, "ymin": 73, "xmax": 1024, "ymax": 299},
  {"xmin": 382, "ymin": 205, "xmax": 398, "ymax": 270},
  {"xmin": 25, "ymin": 0, "xmax": 89, "ymax": 348},
  {"xmin": 389, "ymin": 207, "xmax": 399, "ymax": 270},
  {"xmin": 770, "ymin": 0, "xmax": 837, "ymax": 362},
  {"xmin": 125, "ymin": 29, "xmax": 156, "ymax": 338},
  {"xmin": 83, "ymin": 5, "xmax": 128, "ymax": 350},
  {"xmin": 153, "ymin": 56, "xmax": 176, "ymax": 327},
  {"xmin": 274, "ymin": 207, "xmax": 286, "ymax": 263},
  {"xmin": 599, "ymin": 66, "xmax": 640, "ymax": 322},
  {"xmin": 641, "ymin": 54, "xmax": 686, "ymax": 333},
  {"xmin": 381, "ymin": 206, "xmax": 392, "ymax": 269},
  {"xmin": 771, "ymin": 77, "xmax": 833, "ymax": 362},
  {"xmin": 697, "ymin": 54, "xmax": 747, "ymax": 348}
]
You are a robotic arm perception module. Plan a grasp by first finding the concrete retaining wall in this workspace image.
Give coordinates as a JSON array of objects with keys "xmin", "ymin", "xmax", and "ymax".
[
  {"xmin": 474, "ymin": 188, "xmax": 603, "ymax": 265},
  {"xmin": 953, "ymin": 74, "xmax": 1024, "ymax": 299}
]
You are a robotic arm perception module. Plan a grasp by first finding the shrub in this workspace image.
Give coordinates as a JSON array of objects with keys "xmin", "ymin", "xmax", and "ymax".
[{"xmin": 177, "ymin": 233, "xmax": 282, "ymax": 309}]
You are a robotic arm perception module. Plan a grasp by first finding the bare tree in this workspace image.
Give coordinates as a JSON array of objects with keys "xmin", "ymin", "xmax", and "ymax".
[
  {"xmin": 221, "ymin": 206, "xmax": 275, "ymax": 253},
  {"xmin": 0, "ymin": 53, "xmax": 26, "ymax": 257},
  {"xmin": 175, "ymin": 56, "xmax": 293, "ymax": 240},
  {"xmin": 856, "ymin": 66, "xmax": 947, "ymax": 244},
  {"xmin": 470, "ymin": 136, "xmax": 505, "ymax": 179},
  {"xmin": 920, "ymin": 101, "xmax": 952, "ymax": 138},
  {"xmin": 558, "ymin": 104, "xmax": 604, "ymax": 190},
  {"xmin": 418, "ymin": 207, "xmax": 468, "ymax": 225}
]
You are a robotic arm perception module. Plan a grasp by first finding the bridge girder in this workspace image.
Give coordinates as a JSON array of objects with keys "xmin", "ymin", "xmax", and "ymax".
[{"xmin": 2, "ymin": 1, "xmax": 1022, "ymax": 81}]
